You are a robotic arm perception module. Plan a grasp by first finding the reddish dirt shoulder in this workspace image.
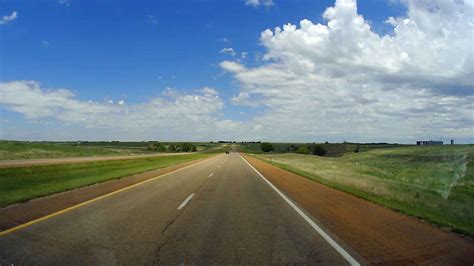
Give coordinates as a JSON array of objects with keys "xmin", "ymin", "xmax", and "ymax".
[
  {"xmin": 0, "ymin": 156, "xmax": 213, "ymax": 232},
  {"xmin": 243, "ymin": 154, "xmax": 474, "ymax": 265}
]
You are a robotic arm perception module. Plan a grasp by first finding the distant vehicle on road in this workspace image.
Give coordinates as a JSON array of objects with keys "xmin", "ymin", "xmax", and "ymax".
[{"xmin": 225, "ymin": 151, "xmax": 229, "ymax": 154}]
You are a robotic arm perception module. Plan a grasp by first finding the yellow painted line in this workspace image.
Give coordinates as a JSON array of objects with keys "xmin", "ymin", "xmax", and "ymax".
[{"xmin": 0, "ymin": 154, "xmax": 221, "ymax": 237}]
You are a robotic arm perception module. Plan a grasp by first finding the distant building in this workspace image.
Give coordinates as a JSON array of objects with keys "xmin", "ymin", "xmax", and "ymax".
[{"xmin": 416, "ymin": 140, "xmax": 443, "ymax": 146}]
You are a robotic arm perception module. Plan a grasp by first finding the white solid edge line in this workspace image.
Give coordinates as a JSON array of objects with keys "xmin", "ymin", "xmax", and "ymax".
[
  {"xmin": 208, "ymin": 173, "xmax": 214, "ymax": 177},
  {"xmin": 240, "ymin": 155, "xmax": 360, "ymax": 266},
  {"xmin": 177, "ymin": 193, "xmax": 195, "ymax": 210}
]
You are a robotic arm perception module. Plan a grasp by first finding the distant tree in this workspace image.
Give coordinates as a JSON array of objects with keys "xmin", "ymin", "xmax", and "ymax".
[
  {"xmin": 296, "ymin": 146, "xmax": 310, "ymax": 154},
  {"xmin": 158, "ymin": 143, "xmax": 166, "ymax": 152},
  {"xmin": 288, "ymin": 144, "xmax": 297, "ymax": 152},
  {"xmin": 354, "ymin": 144, "xmax": 360, "ymax": 153},
  {"xmin": 261, "ymin": 142, "xmax": 274, "ymax": 153},
  {"xmin": 148, "ymin": 142, "xmax": 156, "ymax": 151},
  {"xmin": 311, "ymin": 144, "xmax": 327, "ymax": 156},
  {"xmin": 148, "ymin": 142, "xmax": 166, "ymax": 152},
  {"xmin": 179, "ymin": 142, "xmax": 196, "ymax": 152},
  {"xmin": 168, "ymin": 143, "xmax": 177, "ymax": 152},
  {"xmin": 181, "ymin": 142, "xmax": 190, "ymax": 152}
]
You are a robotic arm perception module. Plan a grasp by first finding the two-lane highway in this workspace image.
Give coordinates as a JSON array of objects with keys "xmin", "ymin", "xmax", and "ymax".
[{"xmin": 0, "ymin": 153, "xmax": 355, "ymax": 264}]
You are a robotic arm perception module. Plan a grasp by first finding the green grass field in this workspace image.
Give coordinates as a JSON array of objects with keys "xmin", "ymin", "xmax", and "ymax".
[
  {"xmin": 0, "ymin": 153, "xmax": 214, "ymax": 207},
  {"xmin": 0, "ymin": 141, "xmax": 221, "ymax": 160},
  {"xmin": 254, "ymin": 145, "xmax": 474, "ymax": 237},
  {"xmin": 0, "ymin": 141, "xmax": 129, "ymax": 160}
]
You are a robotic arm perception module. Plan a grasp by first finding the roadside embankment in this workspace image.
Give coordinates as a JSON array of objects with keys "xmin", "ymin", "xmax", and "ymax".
[{"xmin": 243, "ymin": 154, "xmax": 474, "ymax": 265}]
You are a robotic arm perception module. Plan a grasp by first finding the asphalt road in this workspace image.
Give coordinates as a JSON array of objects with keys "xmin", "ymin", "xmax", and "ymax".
[{"xmin": 0, "ymin": 152, "xmax": 351, "ymax": 264}]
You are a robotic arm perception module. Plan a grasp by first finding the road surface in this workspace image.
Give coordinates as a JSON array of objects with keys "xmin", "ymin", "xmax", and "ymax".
[{"xmin": 0, "ymin": 152, "xmax": 353, "ymax": 264}]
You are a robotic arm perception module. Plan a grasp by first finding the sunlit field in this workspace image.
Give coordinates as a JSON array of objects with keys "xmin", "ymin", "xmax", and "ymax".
[
  {"xmin": 255, "ymin": 145, "xmax": 474, "ymax": 237},
  {"xmin": 0, "ymin": 153, "xmax": 215, "ymax": 207},
  {"xmin": 0, "ymin": 141, "xmax": 220, "ymax": 160}
]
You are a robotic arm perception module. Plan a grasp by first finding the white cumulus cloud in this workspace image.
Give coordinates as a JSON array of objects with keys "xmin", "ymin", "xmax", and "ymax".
[
  {"xmin": 220, "ymin": 60, "xmax": 247, "ymax": 73},
  {"xmin": 0, "ymin": 11, "xmax": 17, "ymax": 25},
  {"xmin": 222, "ymin": 0, "xmax": 474, "ymax": 142},
  {"xmin": 245, "ymin": 0, "xmax": 274, "ymax": 8},
  {"xmin": 0, "ymin": 81, "xmax": 235, "ymax": 140},
  {"xmin": 58, "ymin": 0, "xmax": 71, "ymax": 6},
  {"xmin": 220, "ymin": 47, "xmax": 237, "ymax": 56}
]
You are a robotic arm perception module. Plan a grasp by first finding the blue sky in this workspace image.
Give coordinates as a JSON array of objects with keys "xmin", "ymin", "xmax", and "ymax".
[
  {"xmin": 1, "ymin": 0, "xmax": 404, "ymax": 102},
  {"xmin": 0, "ymin": 0, "xmax": 472, "ymax": 143}
]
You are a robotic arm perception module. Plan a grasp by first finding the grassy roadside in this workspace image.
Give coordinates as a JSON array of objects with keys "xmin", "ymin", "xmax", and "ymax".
[
  {"xmin": 251, "ymin": 145, "xmax": 474, "ymax": 237},
  {"xmin": 0, "ymin": 140, "xmax": 224, "ymax": 160},
  {"xmin": 0, "ymin": 153, "xmax": 215, "ymax": 208},
  {"xmin": 0, "ymin": 141, "xmax": 128, "ymax": 160}
]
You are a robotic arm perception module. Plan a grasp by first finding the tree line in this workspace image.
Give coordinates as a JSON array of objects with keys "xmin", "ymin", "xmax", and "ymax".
[
  {"xmin": 147, "ymin": 142, "xmax": 197, "ymax": 152},
  {"xmin": 260, "ymin": 142, "xmax": 327, "ymax": 156}
]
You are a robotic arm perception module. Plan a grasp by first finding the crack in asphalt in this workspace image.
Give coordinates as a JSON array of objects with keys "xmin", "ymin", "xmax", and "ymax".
[
  {"xmin": 154, "ymin": 211, "xmax": 184, "ymax": 265},
  {"xmin": 154, "ymin": 213, "xmax": 189, "ymax": 265},
  {"xmin": 154, "ymin": 161, "xmax": 224, "ymax": 264}
]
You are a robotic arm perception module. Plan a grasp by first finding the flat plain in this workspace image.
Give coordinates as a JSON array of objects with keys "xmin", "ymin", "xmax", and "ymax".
[
  {"xmin": 0, "ymin": 140, "xmax": 219, "ymax": 160},
  {"xmin": 254, "ymin": 145, "xmax": 474, "ymax": 237}
]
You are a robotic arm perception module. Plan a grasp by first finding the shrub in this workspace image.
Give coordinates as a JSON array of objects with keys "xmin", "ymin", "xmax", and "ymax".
[
  {"xmin": 180, "ymin": 142, "xmax": 196, "ymax": 152},
  {"xmin": 261, "ymin": 142, "xmax": 274, "ymax": 153},
  {"xmin": 168, "ymin": 143, "xmax": 177, "ymax": 152},
  {"xmin": 296, "ymin": 146, "xmax": 310, "ymax": 154},
  {"xmin": 148, "ymin": 142, "xmax": 166, "ymax": 152},
  {"xmin": 288, "ymin": 144, "xmax": 297, "ymax": 152},
  {"xmin": 354, "ymin": 144, "xmax": 360, "ymax": 153},
  {"xmin": 311, "ymin": 144, "xmax": 327, "ymax": 156}
]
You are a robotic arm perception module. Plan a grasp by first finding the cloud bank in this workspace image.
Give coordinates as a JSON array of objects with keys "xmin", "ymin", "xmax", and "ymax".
[
  {"xmin": 222, "ymin": 0, "xmax": 473, "ymax": 142},
  {"xmin": 1, "ymin": 0, "xmax": 472, "ymax": 142},
  {"xmin": 0, "ymin": 81, "xmax": 236, "ymax": 140}
]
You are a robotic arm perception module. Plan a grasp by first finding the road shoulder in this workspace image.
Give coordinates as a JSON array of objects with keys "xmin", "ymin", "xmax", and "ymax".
[{"xmin": 243, "ymin": 154, "xmax": 474, "ymax": 265}]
